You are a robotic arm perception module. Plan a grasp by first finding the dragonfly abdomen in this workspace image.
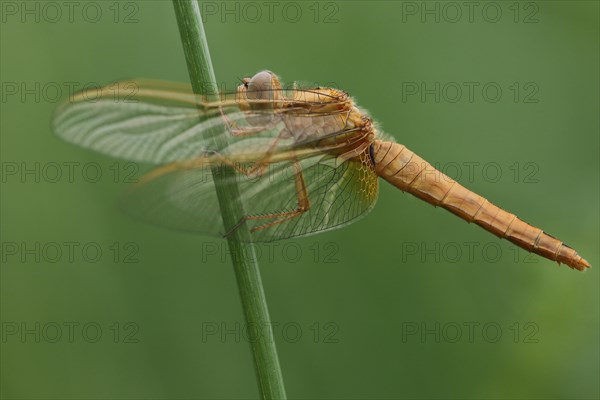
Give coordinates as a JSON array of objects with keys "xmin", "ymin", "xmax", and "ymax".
[{"xmin": 371, "ymin": 140, "xmax": 590, "ymax": 271}]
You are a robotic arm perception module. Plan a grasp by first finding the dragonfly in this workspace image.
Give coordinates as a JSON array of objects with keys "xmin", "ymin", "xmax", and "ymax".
[{"xmin": 53, "ymin": 70, "xmax": 590, "ymax": 271}]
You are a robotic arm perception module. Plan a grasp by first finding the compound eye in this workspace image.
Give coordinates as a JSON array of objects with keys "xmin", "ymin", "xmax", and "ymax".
[{"xmin": 246, "ymin": 71, "xmax": 275, "ymax": 101}]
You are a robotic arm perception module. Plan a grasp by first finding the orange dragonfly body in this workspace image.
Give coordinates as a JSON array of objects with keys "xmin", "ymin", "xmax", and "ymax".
[{"xmin": 53, "ymin": 71, "xmax": 590, "ymax": 271}]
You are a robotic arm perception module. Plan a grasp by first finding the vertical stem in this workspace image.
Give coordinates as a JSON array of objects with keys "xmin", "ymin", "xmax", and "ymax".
[{"xmin": 171, "ymin": 1, "xmax": 287, "ymax": 398}]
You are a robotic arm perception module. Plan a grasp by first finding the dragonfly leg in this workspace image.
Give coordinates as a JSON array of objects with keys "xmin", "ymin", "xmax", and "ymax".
[
  {"xmin": 217, "ymin": 104, "xmax": 257, "ymax": 136},
  {"xmin": 208, "ymin": 122, "xmax": 292, "ymax": 177},
  {"xmin": 207, "ymin": 150, "xmax": 274, "ymax": 178},
  {"xmin": 223, "ymin": 160, "xmax": 310, "ymax": 237},
  {"xmin": 134, "ymin": 133, "xmax": 287, "ymax": 189},
  {"xmin": 219, "ymin": 106, "xmax": 282, "ymax": 137}
]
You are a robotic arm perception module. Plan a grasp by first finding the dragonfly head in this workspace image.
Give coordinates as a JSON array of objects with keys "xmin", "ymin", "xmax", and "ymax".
[{"xmin": 238, "ymin": 70, "xmax": 283, "ymax": 107}]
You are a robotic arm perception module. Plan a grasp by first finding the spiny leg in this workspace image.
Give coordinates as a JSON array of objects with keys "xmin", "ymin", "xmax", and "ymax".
[
  {"xmin": 248, "ymin": 160, "xmax": 310, "ymax": 233},
  {"xmin": 224, "ymin": 160, "xmax": 310, "ymax": 237},
  {"xmin": 218, "ymin": 102, "xmax": 284, "ymax": 137},
  {"xmin": 211, "ymin": 116, "xmax": 300, "ymax": 177},
  {"xmin": 211, "ymin": 104, "xmax": 295, "ymax": 175},
  {"xmin": 220, "ymin": 109, "xmax": 275, "ymax": 137},
  {"xmin": 131, "ymin": 151, "xmax": 262, "ymax": 188},
  {"xmin": 207, "ymin": 138, "xmax": 283, "ymax": 178},
  {"xmin": 138, "ymin": 128, "xmax": 291, "ymax": 191},
  {"xmin": 135, "ymin": 136, "xmax": 290, "ymax": 192},
  {"xmin": 138, "ymin": 154, "xmax": 310, "ymax": 237}
]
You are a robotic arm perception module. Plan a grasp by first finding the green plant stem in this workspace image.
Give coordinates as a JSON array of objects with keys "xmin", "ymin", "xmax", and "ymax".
[{"xmin": 171, "ymin": 1, "xmax": 286, "ymax": 398}]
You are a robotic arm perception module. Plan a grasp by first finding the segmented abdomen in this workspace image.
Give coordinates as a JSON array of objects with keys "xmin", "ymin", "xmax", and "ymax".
[{"xmin": 372, "ymin": 140, "xmax": 590, "ymax": 271}]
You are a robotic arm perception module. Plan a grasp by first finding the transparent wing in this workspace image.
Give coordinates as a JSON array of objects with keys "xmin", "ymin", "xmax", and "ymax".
[
  {"xmin": 120, "ymin": 150, "xmax": 379, "ymax": 242},
  {"xmin": 52, "ymin": 79, "xmax": 353, "ymax": 164}
]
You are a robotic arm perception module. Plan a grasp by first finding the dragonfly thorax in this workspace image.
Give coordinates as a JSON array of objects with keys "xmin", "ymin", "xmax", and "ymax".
[{"xmin": 237, "ymin": 71, "xmax": 376, "ymax": 159}]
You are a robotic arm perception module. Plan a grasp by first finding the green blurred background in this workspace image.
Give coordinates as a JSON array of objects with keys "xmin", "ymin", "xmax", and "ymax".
[{"xmin": 1, "ymin": 1, "xmax": 598, "ymax": 399}]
